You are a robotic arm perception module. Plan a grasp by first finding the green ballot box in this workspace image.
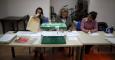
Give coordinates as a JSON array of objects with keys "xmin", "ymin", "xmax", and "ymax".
[
  {"xmin": 41, "ymin": 36, "xmax": 66, "ymax": 44},
  {"xmin": 40, "ymin": 23, "xmax": 67, "ymax": 31}
]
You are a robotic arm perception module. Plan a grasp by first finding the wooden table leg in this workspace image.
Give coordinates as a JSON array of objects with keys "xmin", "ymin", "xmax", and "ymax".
[
  {"xmin": 11, "ymin": 47, "xmax": 15, "ymax": 58},
  {"xmin": 77, "ymin": 46, "xmax": 84, "ymax": 60}
]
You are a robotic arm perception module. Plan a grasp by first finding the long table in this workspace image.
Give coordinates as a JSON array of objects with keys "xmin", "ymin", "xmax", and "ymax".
[{"xmin": 0, "ymin": 31, "xmax": 115, "ymax": 60}]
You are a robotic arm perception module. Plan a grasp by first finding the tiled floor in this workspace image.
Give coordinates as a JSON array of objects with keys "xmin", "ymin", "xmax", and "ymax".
[{"xmin": 0, "ymin": 46, "xmax": 115, "ymax": 60}]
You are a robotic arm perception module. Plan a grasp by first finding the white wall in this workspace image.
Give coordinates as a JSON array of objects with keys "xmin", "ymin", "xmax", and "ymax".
[
  {"xmin": 0, "ymin": 0, "xmax": 8, "ymax": 34},
  {"xmin": 51, "ymin": 0, "xmax": 76, "ymax": 15},
  {"xmin": 89, "ymin": 0, "xmax": 115, "ymax": 26},
  {"xmin": 0, "ymin": 0, "xmax": 50, "ymax": 34},
  {"xmin": 0, "ymin": 0, "xmax": 8, "ymax": 18},
  {"xmin": 7, "ymin": 0, "xmax": 50, "ymax": 18}
]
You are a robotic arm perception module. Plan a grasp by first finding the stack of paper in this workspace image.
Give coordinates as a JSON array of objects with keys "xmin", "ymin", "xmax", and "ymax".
[{"xmin": 0, "ymin": 34, "xmax": 16, "ymax": 43}]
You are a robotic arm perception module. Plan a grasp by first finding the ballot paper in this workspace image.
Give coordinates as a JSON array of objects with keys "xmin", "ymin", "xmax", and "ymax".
[
  {"xmin": 26, "ymin": 16, "xmax": 40, "ymax": 32},
  {"xmin": 0, "ymin": 34, "xmax": 16, "ymax": 43}
]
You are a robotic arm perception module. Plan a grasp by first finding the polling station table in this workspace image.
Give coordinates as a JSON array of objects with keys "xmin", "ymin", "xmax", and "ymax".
[
  {"xmin": 0, "ymin": 31, "xmax": 115, "ymax": 60},
  {"xmin": 0, "ymin": 31, "xmax": 83, "ymax": 60}
]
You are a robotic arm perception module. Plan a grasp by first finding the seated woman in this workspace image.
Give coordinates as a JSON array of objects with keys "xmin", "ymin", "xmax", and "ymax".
[
  {"xmin": 34, "ymin": 7, "xmax": 49, "ymax": 23},
  {"xmin": 56, "ymin": 8, "xmax": 73, "ymax": 30},
  {"xmin": 26, "ymin": 7, "xmax": 48, "ymax": 57},
  {"xmin": 81, "ymin": 11, "xmax": 98, "ymax": 33},
  {"xmin": 27, "ymin": 7, "xmax": 48, "ymax": 32},
  {"xmin": 55, "ymin": 8, "xmax": 74, "ymax": 56},
  {"xmin": 81, "ymin": 11, "xmax": 98, "ymax": 54}
]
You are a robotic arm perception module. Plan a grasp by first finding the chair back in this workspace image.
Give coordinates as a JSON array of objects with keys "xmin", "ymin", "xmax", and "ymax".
[
  {"xmin": 75, "ymin": 21, "xmax": 81, "ymax": 31},
  {"xmin": 21, "ymin": 15, "xmax": 30, "ymax": 30},
  {"xmin": 98, "ymin": 22, "xmax": 108, "ymax": 31}
]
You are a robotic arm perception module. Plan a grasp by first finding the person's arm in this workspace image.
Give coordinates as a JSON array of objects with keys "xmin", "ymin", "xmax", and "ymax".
[
  {"xmin": 55, "ymin": 16, "xmax": 62, "ymax": 23},
  {"xmin": 90, "ymin": 21, "xmax": 98, "ymax": 33},
  {"xmin": 66, "ymin": 17, "xmax": 72, "ymax": 30},
  {"xmin": 81, "ymin": 18, "xmax": 89, "ymax": 33}
]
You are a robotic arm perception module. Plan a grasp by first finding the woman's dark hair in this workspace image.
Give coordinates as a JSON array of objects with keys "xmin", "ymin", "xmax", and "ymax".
[
  {"xmin": 88, "ymin": 11, "xmax": 97, "ymax": 20},
  {"xmin": 35, "ymin": 7, "xmax": 43, "ymax": 15},
  {"xmin": 35, "ymin": 7, "xmax": 44, "ymax": 24}
]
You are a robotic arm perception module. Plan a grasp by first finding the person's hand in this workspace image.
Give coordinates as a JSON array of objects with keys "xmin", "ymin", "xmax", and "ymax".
[
  {"xmin": 88, "ymin": 30, "xmax": 91, "ymax": 34},
  {"xmin": 33, "ymin": 13, "xmax": 40, "ymax": 18},
  {"xmin": 32, "ymin": 13, "xmax": 40, "ymax": 22},
  {"xmin": 35, "ymin": 13, "xmax": 40, "ymax": 17}
]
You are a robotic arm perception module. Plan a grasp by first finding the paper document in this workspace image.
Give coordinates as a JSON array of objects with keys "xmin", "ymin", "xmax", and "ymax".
[
  {"xmin": 89, "ymin": 32, "xmax": 99, "ymax": 36},
  {"xmin": 105, "ymin": 34, "xmax": 114, "ymax": 37},
  {"xmin": 16, "ymin": 31, "xmax": 35, "ymax": 36},
  {"xmin": 16, "ymin": 31, "xmax": 35, "ymax": 34},
  {"xmin": 67, "ymin": 36, "xmax": 78, "ymax": 41},
  {"xmin": 16, "ymin": 31, "xmax": 41, "ymax": 36},
  {"xmin": 0, "ymin": 34, "xmax": 16, "ymax": 43},
  {"xmin": 26, "ymin": 16, "xmax": 40, "ymax": 32},
  {"xmin": 106, "ymin": 37, "xmax": 115, "ymax": 44},
  {"xmin": 41, "ymin": 31, "xmax": 65, "ymax": 36},
  {"xmin": 66, "ymin": 31, "xmax": 80, "ymax": 36}
]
